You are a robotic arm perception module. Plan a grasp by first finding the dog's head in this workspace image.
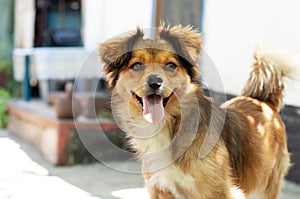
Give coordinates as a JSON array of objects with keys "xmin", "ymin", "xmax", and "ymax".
[{"xmin": 99, "ymin": 24, "xmax": 202, "ymax": 124}]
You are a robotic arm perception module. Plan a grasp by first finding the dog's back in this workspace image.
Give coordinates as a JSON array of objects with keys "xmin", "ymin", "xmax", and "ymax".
[{"xmin": 222, "ymin": 48, "xmax": 293, "ymax": 198}]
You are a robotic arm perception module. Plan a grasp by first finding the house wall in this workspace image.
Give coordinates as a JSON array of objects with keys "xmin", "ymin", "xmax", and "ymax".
[
  {"xmin": 14, "ymin": 0, "xmax": 35, "ymax": 48},
  {"xmin": 82, "ymin": 0, "xmax": 153, "ymax": 50},
  {"xmin": 202, "ymin": 0, "xmax": 300, "ymax": 106},
  {"xmin": 161, "ymin": 0, "xmax": 202, "ymax": 29}
]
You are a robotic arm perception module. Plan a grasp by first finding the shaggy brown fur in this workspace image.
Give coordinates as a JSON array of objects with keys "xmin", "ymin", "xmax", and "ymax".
[{"xmin": 99, "ymin": 24, "xmax": 292, "ymax": 199}]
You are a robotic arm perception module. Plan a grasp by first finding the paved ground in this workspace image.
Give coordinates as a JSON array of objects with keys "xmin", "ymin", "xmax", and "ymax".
[{"xmin": 0, "ymin": 129, "xmax": 299, "ymax": 199}]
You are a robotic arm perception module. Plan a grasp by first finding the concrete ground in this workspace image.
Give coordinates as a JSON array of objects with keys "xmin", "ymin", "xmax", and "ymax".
[{"xmin": 0, "ymin": 129, "xmax": 299, "ymax": 199}]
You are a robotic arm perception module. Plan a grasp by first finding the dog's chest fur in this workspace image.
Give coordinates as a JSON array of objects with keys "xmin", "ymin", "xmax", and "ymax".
[
  {"xmin": 148, "ymin": 165, "xmax": 196, "ymax": 197},
  {"xmin": 131, "ymin": 122, "xmax": 196, "ymax": 197}
]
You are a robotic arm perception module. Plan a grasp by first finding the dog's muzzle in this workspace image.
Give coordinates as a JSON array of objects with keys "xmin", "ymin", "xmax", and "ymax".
[{"xmin": 131, "ymin": 73, "xmax": 174, "ymax": 124}]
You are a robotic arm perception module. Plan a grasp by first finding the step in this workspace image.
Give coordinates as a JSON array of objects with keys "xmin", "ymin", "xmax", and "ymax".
[{"xmin": 7, "ymin": 100, "xmax": 126, "ymax": 165}]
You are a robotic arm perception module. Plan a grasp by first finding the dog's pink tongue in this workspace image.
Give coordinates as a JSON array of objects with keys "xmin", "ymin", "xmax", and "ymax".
[{"xmin": 143, "ymin": 95, "xmax": 164, "ymax": 124}]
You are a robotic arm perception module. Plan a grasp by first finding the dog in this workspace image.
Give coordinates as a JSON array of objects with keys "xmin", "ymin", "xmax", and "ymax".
[{"xmin": 99, "ymin": 24, "xmax": 292, "ymax": 199}]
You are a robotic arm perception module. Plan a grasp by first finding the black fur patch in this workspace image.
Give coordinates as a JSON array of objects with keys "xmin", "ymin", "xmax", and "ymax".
[
  {"xmin": 159, "ymin": 28, "xmax": 200, "ymax": 84},
  {"xmin": 100, "ymin": 28, "xmax": 144, "ymax": 88}
]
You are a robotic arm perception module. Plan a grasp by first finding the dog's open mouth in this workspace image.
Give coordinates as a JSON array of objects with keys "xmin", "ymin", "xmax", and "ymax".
[{"xmin": 132, "ymin": 92, "xmax": 172, "ymax": 124}]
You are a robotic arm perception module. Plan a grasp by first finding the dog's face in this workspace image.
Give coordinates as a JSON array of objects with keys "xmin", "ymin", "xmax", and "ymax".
[{"xmin": 99, "ymin": 25, "xmax": 202, "ymax": 124}]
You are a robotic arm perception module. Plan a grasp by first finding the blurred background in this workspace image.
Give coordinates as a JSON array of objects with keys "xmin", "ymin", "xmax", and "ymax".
[{"xmin": 0, "ymin": 0, "xmax": 299, "ymax": 198}]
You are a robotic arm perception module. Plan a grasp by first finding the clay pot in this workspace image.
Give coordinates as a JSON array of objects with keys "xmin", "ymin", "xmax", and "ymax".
[{"xmin": 54, "ymin": 82, "xmax": 81, "ymax": 119}]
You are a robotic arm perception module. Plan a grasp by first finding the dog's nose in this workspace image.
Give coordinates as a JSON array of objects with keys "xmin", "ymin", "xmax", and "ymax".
[{"xmin": 146, "ymin": 74, "xmax": 163, "ymax": 90}]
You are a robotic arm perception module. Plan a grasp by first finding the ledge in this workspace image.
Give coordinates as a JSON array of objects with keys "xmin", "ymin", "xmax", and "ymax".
[{"xmin": 7, "ymin": 100, "xmax": 123, "ymax": 165}]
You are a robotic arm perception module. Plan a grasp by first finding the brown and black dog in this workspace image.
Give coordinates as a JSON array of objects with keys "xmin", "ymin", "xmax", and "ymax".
[{"xmin": 99, "ymin": 24, "xmax": 292, "ymax": 199}]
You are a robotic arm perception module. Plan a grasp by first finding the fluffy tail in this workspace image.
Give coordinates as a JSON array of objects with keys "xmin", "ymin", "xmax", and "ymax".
[{"xmin": 242, "ymin": 48, "xmax": 295, "ymax": 112}]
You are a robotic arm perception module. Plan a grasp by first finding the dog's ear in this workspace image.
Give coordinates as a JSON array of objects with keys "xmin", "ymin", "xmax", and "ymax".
[
  {"xmin": 159, "ymin": 24, "xmax": 202, "ymax": 83},
  {"xmin": 98, "ymin": 28, "xmax": 144, "ymax": 87},
  {"xmin": 158, "ymin": 24, "xmax": 202, "ymax": 66}
]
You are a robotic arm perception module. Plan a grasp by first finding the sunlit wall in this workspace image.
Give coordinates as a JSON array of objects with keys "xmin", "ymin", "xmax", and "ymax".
[
  {"xmin": 202, "ymin": 0, "xmax": 300, "ymax": 106},
  {"xmin": 82, "ymin": 0, "xmax": 153, "ymax": 50}
]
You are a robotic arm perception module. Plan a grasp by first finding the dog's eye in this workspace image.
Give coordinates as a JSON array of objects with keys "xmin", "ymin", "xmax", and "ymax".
[
  {"xmin": 164, "ymin": 62, "xmax": 177, "ymax": 72},
  {"xmin": 130, "ymin": 62, "xmax": 144, "ymax": 71}
]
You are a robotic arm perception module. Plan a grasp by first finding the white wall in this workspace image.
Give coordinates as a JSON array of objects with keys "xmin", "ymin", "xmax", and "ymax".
[
  {"xmin": 202, "ymin": 0, "xmax": 300, "ymax": 106},
  {"xmin": 82, "ymin": 0, "xmax": 153, "ymax": 50},
  {"xmin": 14, "ymin": 0, "xmax": 35, "ymax": 48}
]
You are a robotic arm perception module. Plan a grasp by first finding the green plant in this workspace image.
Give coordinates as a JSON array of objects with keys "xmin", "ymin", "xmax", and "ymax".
[
  {"xmin": 0, "ymin": 59, "xmax": 9, "ymax": 72},
  {"xmin": 4, "ymin": 69, "xmax": 22, "ymax": 97},
  {"xmin": 0, "ymin": 58, "xmax": 21, "ymax": 97},
  {"xmin": 0, "ymin": 88, "xmax": 10, "ymax": 128}
]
